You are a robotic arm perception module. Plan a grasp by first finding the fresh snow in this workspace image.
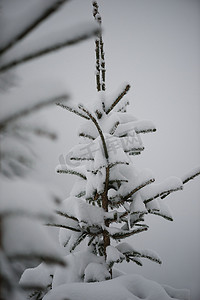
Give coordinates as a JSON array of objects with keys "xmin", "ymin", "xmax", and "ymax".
[
  {"xmin": 60, "ymin": 196, "xmax": 104, "ymax": 227},
  {"xmin": 52, "ymin": 251, "xmax": 108, "ymax": 287},
  {"xmin": 20, "ymin": 262, "xmax": 55, "ymax": 289},
  {"xmin": 43, "ymin": 274, "xmax": 189, "ymax": 300}
]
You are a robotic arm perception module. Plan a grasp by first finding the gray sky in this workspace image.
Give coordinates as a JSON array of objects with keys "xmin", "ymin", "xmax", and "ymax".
[{"xmin": 2, "ymin": 0, "xmax": 200, "ymax": 299}]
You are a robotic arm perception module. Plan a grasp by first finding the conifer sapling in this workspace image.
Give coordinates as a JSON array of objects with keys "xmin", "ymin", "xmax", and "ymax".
[{"xmin": 53, "ymin": 1, "xmax": 200, "ymax": 282}]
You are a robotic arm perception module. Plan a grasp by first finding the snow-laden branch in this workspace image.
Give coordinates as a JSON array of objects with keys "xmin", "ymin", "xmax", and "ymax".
[
  {"xmin": 160, "ymin": 167, "xmax": 200, "ymax": 200},
  {"xmin": 106, "ymin": 84, "xmax": 130, "ymax": 114},
  {"xmin": 78, "ymin": 104, "xmax": 109, "ymax": 160},
  {"xmin": 181, "ymin": 166, "xmax": 200, "ymax": 185},
  {"xmin": 123, "ymin": 178, "xmax": 155, "ymax": 201},
  {"xmin": 57, "ymin": 103, "xmax": 90, "ymax": 120},
  {"xmin": 0, "ymin": 22, "xmax": 101, "ymax": 72},
  {"xmin": 93, "ymin": 1, "xmax": 106, "ymax": 92},
  {"xmin": 0, "ymin": 0, "xmax": 69, "ymax": 55},
  {"xmin": 110, "ymin": 226, "xmax": 148, "ymax": 240},
  {"xmin": 56, "ymin": 166, "xmax": 87, "ymax": 180},
  {"xmin": 0, "ymin": 94, "xmax": 69, "ymax": 131},
  {"xmin": 143, "ymin": 177, "xmax": 183, "ymax": 203}
]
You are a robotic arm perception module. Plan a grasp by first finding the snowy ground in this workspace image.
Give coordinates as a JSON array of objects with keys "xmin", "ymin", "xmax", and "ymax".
[{"xmin": 43, "ymin": 273, "xmax": 189, "ymax": 300}]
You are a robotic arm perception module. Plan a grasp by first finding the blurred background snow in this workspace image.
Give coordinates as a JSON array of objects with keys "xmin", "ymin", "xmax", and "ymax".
[{"xmin": 1, "ymin": 0, "xmax": 199, "ymax": 299}]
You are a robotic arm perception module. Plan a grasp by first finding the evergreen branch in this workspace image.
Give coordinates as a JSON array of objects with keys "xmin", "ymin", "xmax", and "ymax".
[
  {"xmin": 136, "ymin": 252, "xmax": 162, "ymax": 265},
  {"xmin": 56, "ymin": 103, "xmax": 90, "ymax": 119},
  {"xmin": 117, "ymin": 100, "xmax": 130, "ymax": 112},
  {"xmin": 111, "ymin": 226, "xmax": 148, "ymax": 240},
  {"xmin": 145, "ymin": 185, "xmax": 183, "ymax": 203},
  {"xmin": 70, "ymin": 232, "xmax": 87, "ymax": 251},
  {"xmin": 182, "ymin": 167, "xmax": 200, "ymax": 185},
  {"xmin": 135, "ymin": 128, "xmax": 156, "ymax": 134},
  {"xmin": 99, "ymin": 35, "xmax": 106, "ymax": 91},
  {"xmin": 87, "ymin": 161, "xmax": 129, "ymax": 175},
  {"xmin": 129, "ymin": 257, "xmax": 143, "ymax": 266},
  {"xmin": 88, "ymin": 236, "xmax": 96, "ymax": 246},
  {"xmin": 148, "ymin": 210, "xmax": 173, "ymax": 221},
  {"xmin": 106, "ymin": 84, "xmax": 130, "ymax": 114},
  {"xmin": 109, "ymin": 121, "xmax": 120, "ymax": 135},
  {"xmin": 93, "ymin": 1, "xmax": 101, "ymax": 92},
  {"xmin": 46, "ymin": 223, "xmax": 80, "ymax": 232},
  {"xmin": 79, "ymin": 132, "xmax": 95, "ymax": 140},
  {"xmin": 0, "ymin": 25, "xmax": 100, "ymax": 72},
  {"xmin": 0, "ymin": 0, "xmax": 69, "ymax": 56},
  {"xmin": 56, "ymin": 168, "xmax": 87, "ymax": 180},
  {"xmin": 74, "ymin": 191, "xmax": 86, "ymax": 198},
  {"xmin": 94, "ymin": 39, "xmax": 101, "ymax": 92},
  {"xmin": 0, "ymin": 95, "xmax": 69, "ymax": 131},
  {"xmin": 84, "ymin": 224, "xmax": 103, "ymax": 235},
  {"xmin": 160, "ymin": 168, "xmax": 200, "ymax": 201},
  {"xmin": 123, "ymin": 178, "xmax": 155, "ymax": 201},
  {"xmin": 124, "ymin": 147, "xmax": 145, "ymax": 154},
  {"xmin": 71, "ymin": 156, "xmax": 94, "ymax": 161},
  {"xmin": 78, "ymin": 104, "xmax": 109, "ymax": 159},
  {"xmin": 55, "ymin": 210, "xmax": 78, "ymax": 222},
  {"xmin": 130, "ymin": 215, "xmax": 146, "ymax": 227},
  {"xmin": 93, "ymin": 1, "xmax": 106, "ymax": 91},
  {"xmin": 128, "ymin": 151, "xmax": 142, "ymax": 156}
]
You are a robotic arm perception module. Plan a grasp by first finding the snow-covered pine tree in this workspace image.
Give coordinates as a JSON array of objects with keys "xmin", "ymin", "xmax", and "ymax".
[
  {"xmin": 20, "ymin": 3, "xmax": 200, "ymax": 299},
  {"xmin": 51, "ymin": 1, "xmax": 200, "ymax": 282}
]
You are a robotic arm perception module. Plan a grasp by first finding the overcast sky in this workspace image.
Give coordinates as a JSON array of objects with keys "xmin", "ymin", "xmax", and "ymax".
[{"xmin": 2, "ymin": 0, "xmax": 200, "ymax": 299}]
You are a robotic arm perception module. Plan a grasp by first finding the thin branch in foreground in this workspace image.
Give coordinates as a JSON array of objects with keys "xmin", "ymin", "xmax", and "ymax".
[
  {"xmin": 0, "ymin": 0, "xmax": 69, "ymax": 56},
  {"xmin": 0, "ymin": 25, "xmax": 101, "ymax": 72},
  {"xmin": 0, "ymin": 94, "xmax": 69, "ymax": 131}
]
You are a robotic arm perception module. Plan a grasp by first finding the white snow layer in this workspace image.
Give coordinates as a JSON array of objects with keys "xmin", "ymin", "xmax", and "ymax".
[
  {"xmin": 52, "ymin": 251, "xmax": 108, "ymax": 287},
  {"xmin": 20, "ymin": 262, "xmax": 55, "ymax": 289},
  {"xmin": 43, "ymin": 273, "xmax": 189, "ymax": 300},
  {"xmin": 61, "ymin": 197, "xmax": 104, "ymax": 227}
]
